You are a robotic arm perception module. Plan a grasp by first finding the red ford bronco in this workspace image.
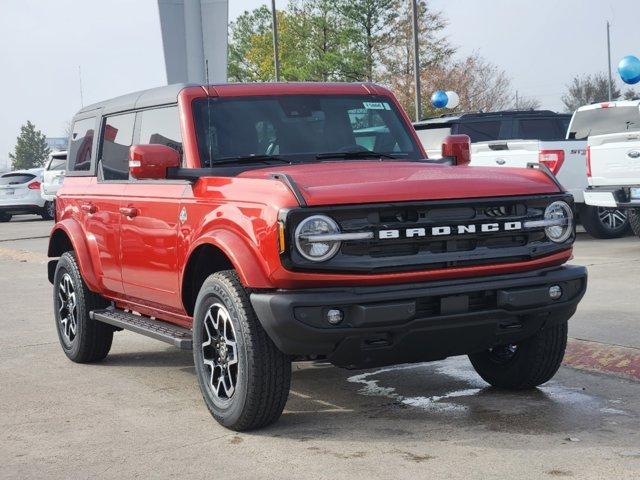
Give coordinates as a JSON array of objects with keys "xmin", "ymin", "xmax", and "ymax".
[{"xmin": 48, "ymin": 83, "xmax": 587, "ymax": 431}]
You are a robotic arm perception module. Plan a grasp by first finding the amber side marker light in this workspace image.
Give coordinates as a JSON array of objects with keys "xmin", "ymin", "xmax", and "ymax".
[{"xmin": 278, "ymin": 222, "xmax": 286, "ymax": 253}]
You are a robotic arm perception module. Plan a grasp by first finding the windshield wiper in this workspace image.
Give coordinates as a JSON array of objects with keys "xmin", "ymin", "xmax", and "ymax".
[
  {"xmin": 315, "ymin": 150, "xmax": 398, "ymax": 161},
  {"xmin": 209, "ymin": 154, "xmax": 292, "ymax": 166}
]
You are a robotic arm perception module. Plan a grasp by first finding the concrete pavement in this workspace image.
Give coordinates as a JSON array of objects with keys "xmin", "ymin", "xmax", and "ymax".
[{"xmin": 0, "ymin": 216, "xmax": 638, "ymax": 479}]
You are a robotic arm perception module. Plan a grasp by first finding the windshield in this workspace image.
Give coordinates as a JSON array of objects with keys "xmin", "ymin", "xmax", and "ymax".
[
  {"xmin": 568, "ymin": 105, "xmax": 640, "ymax": 140},
  {"xmin": 193, "ymin": 95, "xmax": 422, "ymax": 167}
]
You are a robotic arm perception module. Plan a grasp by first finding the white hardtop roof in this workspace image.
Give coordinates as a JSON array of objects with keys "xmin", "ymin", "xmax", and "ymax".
[{"xmin": 575, "ymin": 100, "xmax": 640, "ymax": 112}]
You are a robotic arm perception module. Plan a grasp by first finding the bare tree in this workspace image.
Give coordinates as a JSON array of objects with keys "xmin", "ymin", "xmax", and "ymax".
[
  {"xmin": 378, "ymin": 0, "xmax": 454, "ymax": 119},
  {"xmin": 414, "ymin": 53, "xmax": 515, "ymax": 117},
  {"xmin": 561, "ymin": 72, "xmax": 621, "ymax": 113},
  {"xmin": 513, "ymin": 95, "xmax": 542, "ymax": 110}
]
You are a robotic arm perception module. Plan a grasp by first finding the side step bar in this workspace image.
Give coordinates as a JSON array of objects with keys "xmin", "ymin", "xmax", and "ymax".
[{"xmin": 91, "ymin": 308, "xmax": 193, "ymax": 350}]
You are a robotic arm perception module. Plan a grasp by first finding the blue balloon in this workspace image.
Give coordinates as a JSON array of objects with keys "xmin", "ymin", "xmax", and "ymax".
[
  {"xmin": 618, "ymin": 55, "xmax": 640, "ymax": 85},
  {"xmin": 431, "ymin": 90, "xmax": 448, "ymax": 108}
]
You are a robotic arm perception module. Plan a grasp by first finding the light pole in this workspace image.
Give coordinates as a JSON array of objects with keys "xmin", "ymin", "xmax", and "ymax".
[
  {"xmin": 411, "ymin": 0, "xmax": 421, "ymax": 121},
  {"xmin": 271, "ymin": 0, "xmax": 281, "ymax": 81},
  {"xmin": 606, "ymin": 21, "xmax": 613, "ymax": 101}
]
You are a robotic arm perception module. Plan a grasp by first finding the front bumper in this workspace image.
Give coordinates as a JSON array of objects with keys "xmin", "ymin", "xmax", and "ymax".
[
  {"xmin": 250, "ymin": 265, "xmax": 587, "ymax": 369},
  {"xmin": 584, "ymin": 187, "xmax": 640, "ymax": 208}
]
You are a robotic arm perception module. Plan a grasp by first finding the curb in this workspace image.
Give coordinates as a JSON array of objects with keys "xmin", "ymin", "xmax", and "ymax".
[{"xmin": 564, "ymin": 338, "xmax": 640, "ymax": 381}]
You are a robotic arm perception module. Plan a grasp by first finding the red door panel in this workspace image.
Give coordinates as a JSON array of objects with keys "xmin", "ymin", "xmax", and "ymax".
[
  {"xmin": 120, "ymin": 183, "xmax": 186, "ymax": 313},
  {"xmin": 57, "ymin": 177, "xmax": 125, "ymax": 296}
]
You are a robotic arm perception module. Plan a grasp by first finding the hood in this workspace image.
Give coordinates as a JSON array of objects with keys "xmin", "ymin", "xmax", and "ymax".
[{"xmin": 238, "ymin": 161, "xmax": 560, "ymax": 206}]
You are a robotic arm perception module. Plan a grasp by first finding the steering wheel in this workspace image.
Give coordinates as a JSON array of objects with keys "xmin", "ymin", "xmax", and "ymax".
[{"xmin": 266, "ymin": 138, "xmax": 279, "ymax": 156}]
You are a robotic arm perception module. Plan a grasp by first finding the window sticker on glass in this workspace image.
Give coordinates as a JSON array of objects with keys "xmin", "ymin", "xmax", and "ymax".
[
  {"xmin": 383, "ymin": 102, "xmax": 391, "ymax": 110},
  {"xmin": 363, "ymin": 102, "xmax": 385, "ymax": 110}
]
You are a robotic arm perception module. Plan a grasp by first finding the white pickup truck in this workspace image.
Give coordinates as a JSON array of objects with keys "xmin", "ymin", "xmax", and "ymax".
[
  {"xmin": 580, "ymin": 100, "xmax": 640, "ymax": 238},
  {"xmin": 415, "ymin": 109, "xmax": 630, "ymax": 239}
]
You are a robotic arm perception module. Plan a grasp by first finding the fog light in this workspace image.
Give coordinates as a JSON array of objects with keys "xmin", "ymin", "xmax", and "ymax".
[
  {"xmin": 549, "ymin": 285, "xmax": 562, "ymax": 300},
  {"xmin": 326, "ymin": 309, "xmax": 344, "ymax": 325}
]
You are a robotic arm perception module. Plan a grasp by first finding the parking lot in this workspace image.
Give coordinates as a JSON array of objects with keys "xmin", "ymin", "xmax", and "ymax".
[{"xmin": 0, "ymin": 216, "xmax": 639, "ymax": 479}]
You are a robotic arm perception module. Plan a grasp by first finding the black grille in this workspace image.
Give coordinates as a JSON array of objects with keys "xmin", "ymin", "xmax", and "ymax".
[{"xmin": 282, "ymin": 194, "xmax": 573, "ymax": 273}]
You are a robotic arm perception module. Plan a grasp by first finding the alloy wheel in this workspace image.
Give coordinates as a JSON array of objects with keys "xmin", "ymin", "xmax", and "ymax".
[
  {"xmin": 57, "ymin": 273, "xmax": 78, "ymax": 345},
  {"xmin": 46, "ymin": 201, "xmax": 55, "ymax": 219},
  {"xmin": 201, "ymin": 303, "xmax": 239, "ymax": 400},
  {"xmin": 488, "ymin": 344, "xmax": 518, "ymax": 363},
  {"xmin": 598, "ymin": 207, "xmax": 627, "ymax": 231}
]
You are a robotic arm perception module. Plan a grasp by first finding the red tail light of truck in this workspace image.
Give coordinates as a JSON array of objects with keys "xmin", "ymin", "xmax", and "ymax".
[
  {"xmin": 586, "ymin": 146, "xmax": 592, "ymax": 177},
  {"xmin": 538, "ymin": 150, "xmax": 565, "ymax": 175}
]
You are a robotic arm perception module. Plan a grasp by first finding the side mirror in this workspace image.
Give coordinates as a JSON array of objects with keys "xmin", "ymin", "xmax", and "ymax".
[
  {"xmin": 129, "ymin": 144, "xmax": 180, "ymax": 180},
  {"xmin": 442, "ymin": 134, "xmax": 471, "ymax": 166}
]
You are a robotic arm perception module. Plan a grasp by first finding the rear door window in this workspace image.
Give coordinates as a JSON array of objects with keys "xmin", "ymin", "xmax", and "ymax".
[
  {"xmin": 457, "ymin": 121, "xmax": 502, "ymax": 142},
  {"xmin": 99, "ymin": 113, "xmax": 136, "ymax": 181},
  {"xmin": 138, "ymin": 106, "xmax": 183, "ymax": 158},
  {"xmin": 0, "ymin": 174, "xmax": 36, "ymax": 185},
  {"xmin": 68, "ymin": 118, "xmax": 96, "ymax": 172}
]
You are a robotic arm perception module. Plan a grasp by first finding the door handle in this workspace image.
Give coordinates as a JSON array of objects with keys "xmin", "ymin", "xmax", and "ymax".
[
  {"xmin": 80, "ymin": 204, "xmax": 97, "ymax": 214},
  {"xmin": 495, "ymin": 158, "xmax": 506, "ymax": 165},
  {"xmin": 119, "ymin": 207, "xmax": 138, "ymax": 218}
]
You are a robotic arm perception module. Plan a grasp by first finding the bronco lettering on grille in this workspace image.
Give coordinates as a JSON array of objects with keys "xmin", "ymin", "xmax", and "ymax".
[{"xmin": 378, "ymin": 221, "xmax": 523, "ymax": 239}]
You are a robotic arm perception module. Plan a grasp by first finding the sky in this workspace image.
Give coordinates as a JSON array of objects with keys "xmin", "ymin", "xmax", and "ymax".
[{"xmin": 1, "ymin": 0, "xmax": 639, "ymax": 169}]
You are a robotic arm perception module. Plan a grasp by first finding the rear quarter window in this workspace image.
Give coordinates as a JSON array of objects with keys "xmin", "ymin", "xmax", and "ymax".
[{"xmin": 68, "ymin": 117, "xmax": 96, "ymax": 172}]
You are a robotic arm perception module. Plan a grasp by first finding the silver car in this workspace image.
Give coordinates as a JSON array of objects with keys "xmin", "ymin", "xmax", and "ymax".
[{"xmin": 0, "ymin": 169, "xmax": 51, "ymax": 222}]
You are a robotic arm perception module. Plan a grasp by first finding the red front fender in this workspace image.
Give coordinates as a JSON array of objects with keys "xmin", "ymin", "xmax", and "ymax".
[{"xmin": 183, "ymin": 229, "xmax": 273, "ymax": 289}]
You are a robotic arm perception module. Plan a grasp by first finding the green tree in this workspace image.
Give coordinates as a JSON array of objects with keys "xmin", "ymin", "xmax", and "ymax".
[
  {"xmin": 228, "ymin": 6, "xmax": 275, "ymax": 82},
  {"xmin": 561, "ymin": 72, "xmax": 621, "ymax": 113},
  {"xmin": 337, "ymin": 0, "xmax": 398, "ymax": 81},
  {"xmin": 9, "ymin": 121, "xmax": 50, "ymax": 170},
  {"xmin": 227, "ymin": 1, "xmax": 516, "ymax": 119}
]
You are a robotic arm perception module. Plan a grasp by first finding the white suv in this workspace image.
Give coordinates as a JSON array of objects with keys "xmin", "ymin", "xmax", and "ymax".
[
  {"xmin": 0, "ymin": 169, "xmax": 51, "ymax": 222},
  {"xmin": 41, "ymin": 151, "xmax": 67, "ymax": 219}
]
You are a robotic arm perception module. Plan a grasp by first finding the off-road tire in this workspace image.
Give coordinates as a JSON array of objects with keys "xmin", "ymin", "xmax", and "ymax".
[
  {"xmin": 53, "ymin": 252, "xmax": 113, "ymax": 363},
  {"xmin": 0, "ymin": 212, "xmax": 11, "ymax": 222},
  {"xmin": 193, "ymin": 270, "xmax": 291, "ymax": 431},
  {"xmin": 42, "ymin": 201, "xmax": 55, "ymax": 220},
  {"xmin": 629, "ymin": 208, "xmax": 640, "ymax": 238},
  {"xmin": 579, "ymin": 204, "xmax": 628, "ymax": 239},
  {"xmin": 468, "ymin": 321, "xmax": 568, "ymax": 390}
]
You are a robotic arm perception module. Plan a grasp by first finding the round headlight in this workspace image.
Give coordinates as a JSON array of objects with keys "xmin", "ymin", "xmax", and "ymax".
[
  {"xmin": 544, "ymin": 201, "xmax": 573, "ymax": 243},
  {"xmin": 295, "ymin": 215, "xmax": 341, "ymax": 262}
]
